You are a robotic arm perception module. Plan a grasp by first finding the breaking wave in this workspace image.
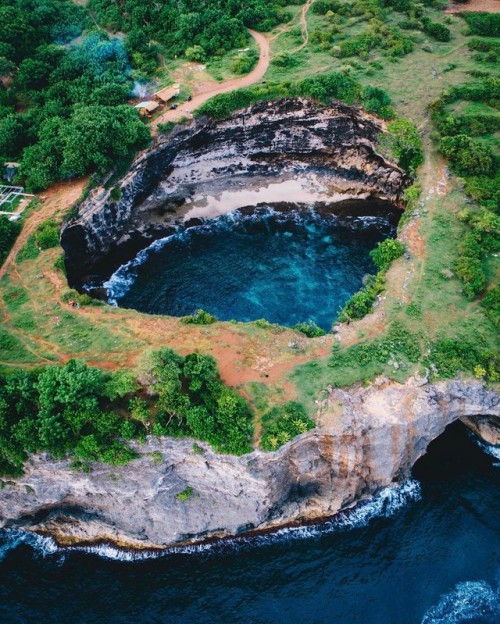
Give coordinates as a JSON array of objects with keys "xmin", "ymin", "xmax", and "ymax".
[{"xmin": 0, "ymin": 479, "xmax": 420, "ymax": 563}]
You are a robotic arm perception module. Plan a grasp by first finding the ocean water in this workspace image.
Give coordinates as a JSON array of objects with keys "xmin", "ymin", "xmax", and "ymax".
[
  {"xmin": 105, "ymin": 208, "xmax": 394, "ymax": 329},
  {"xmin": 0, "ymin": 422, "xmax": 498, "ymax": 624}
]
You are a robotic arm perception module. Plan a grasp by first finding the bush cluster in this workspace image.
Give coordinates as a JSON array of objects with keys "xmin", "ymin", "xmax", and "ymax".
[
  {"xmin": 461, "ymin": 12, "xmax": 500, "ymax": 37},
  {"xmin": 421, "ymin": 17, "xmax": 451, "ymax": 42},
  {"xmin": 338, "ymin": 238, "xmax": 404, "ymax": 322},
  {"xmin": 0, "ymin": 216, "xmax": 22, "ymax": 265},
  {"xmin": 338, "ymin": 272, "xmax": 386, "ymax": 321},
  {"xmin": 370, "ymin": 238, "xmax": 405, "ymax": 271},
  {"xmin": 292, "ymin": 322, "xmax": 326, "ymax": 338},
  {"xmin": 198, "ymin": 71, "xmax": 396, "ymax": 121},
  {"xmin": 0, "ymin": 349, "xmax": 256, "ymax": 476},
  {"xmin": 0, "ymin": 360, "xmax": 141, "ymax": 476},
  {"xmin": 439, "ymin": 135, "xmax": 494, "ymax": 176},
  {"xmin": 424, "ymin": 337, "xmax": 498, "ymax": 381},
  {"xmin": 180, "ymin": 309, "xmax": 218, "ymax": 325},
  {"xmin": 141, "ymin": 349, "xmax": 253, "ymax": 455},
  {"xmin": 468, "ymin": 37, "xmax": 500, "ymax": 63},
  {"xmin": 329, "ymin": 321, "xmax": 421, "ymax": 370},
  {"xmin": 386, "ymin": 119, "xmax": 424, "ymax": 173},
  {"xmin": 261, "ymin": 401, "xmax": 315, "ymax": 451},
  {"xmin": 431, "ymin": 72, "xmax": 499, "ymax": 306},
  {"xmin": 197, "ymin": 72, "xmax": 364, "ymax": 119}
]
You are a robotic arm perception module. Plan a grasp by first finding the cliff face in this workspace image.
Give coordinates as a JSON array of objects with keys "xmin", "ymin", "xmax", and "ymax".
[
  {"xmin": 1, "ymin": 378, "xmax": 497, "ymax": 550},
  {"xmin": 60, "ymin": 99, "xmax": 410, "ymax": 290}
]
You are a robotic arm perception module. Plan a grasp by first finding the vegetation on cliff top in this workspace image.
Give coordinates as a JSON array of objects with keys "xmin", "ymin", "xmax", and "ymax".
[{"xmin": 0, "ymin": 349, "xmax": 254, "ymax": 476}]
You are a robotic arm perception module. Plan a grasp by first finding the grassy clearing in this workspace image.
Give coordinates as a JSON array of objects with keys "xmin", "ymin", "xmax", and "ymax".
[{"xmin": 266, "ymin": 8, "xmax": 482, "ymax": 122}]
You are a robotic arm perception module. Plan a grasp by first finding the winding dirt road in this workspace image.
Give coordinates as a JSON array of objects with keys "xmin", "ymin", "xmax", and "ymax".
[{"xmin": 152, "ymin": 29, "xmax": 270, "ymax": 130}]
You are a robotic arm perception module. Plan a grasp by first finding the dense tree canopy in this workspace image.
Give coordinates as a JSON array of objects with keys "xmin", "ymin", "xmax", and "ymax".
[
  {"xmin": 0, "ymin": 350, "xmax": 255, "ymax": 476},
  {"xmin": 0, "ymin": 2, "xmax": 150, "ymax": 191},
  {"xmin": 89, "ymin": 0, "xmax": 299, "ymax": 61}
]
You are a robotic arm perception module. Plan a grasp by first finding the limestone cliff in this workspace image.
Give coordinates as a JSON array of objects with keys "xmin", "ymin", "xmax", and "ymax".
[
  {"xmin": 0, "ymin": 378, "xmax": 497, "ymax": 550},
  {"xmin": 60, "ymin": 99, "xmax": 410, "ymax": 290}
]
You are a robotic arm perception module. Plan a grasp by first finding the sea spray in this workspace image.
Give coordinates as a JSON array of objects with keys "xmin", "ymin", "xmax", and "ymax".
[{"xmin": 0, "ymin": 479, "xmax": 421, "ymax": 563}]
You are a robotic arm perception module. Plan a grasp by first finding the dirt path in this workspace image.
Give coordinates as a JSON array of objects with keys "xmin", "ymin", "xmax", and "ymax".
[
  {"xmin": 293, "ymin": 0, "xmax": 316, "ymax": 53},
  {"xmin": 446, "ymin": 0, "xmax": 500, "ymax": 13},
  {"xmin": 0, "ymin": 179, "xmax": 87, "ymax": 281},
  {"xmin": 152, "ymin": 30, "xmax": 270, "ymax": 130}
]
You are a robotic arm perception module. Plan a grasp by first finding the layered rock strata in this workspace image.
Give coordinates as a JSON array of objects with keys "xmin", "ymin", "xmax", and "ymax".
[
  {"xmin": 1, "ymin": 378, "xmax": 497, "ymax": 550},
  {"xmin": 61, "ymin": 98, "xmax": 410, "ymax": 290}
]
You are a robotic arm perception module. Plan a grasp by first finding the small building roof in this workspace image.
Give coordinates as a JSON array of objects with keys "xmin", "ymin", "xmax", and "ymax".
[
  {"xmin": 154, "ymin": 84, "xmax": 180, "ymax": 102},
  {"xmin": 134, "ymin": 101, "xmax": 160, "ymax": 112}
]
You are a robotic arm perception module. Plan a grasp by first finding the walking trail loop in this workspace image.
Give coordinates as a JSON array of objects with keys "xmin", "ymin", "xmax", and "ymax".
[
  {"xmin": 152, "ymin": 30, "xmax": 270, "ymax": 130},
  {"xmin": 293, "ymin": 0, "xmax": 316, "ymax": 52}
]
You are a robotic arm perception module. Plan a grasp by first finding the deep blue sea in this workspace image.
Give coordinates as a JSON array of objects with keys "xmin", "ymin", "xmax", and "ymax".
[
  {"xmin": 105, "ymin": 208, "xmax": 394, "ymax": 329},
  {"xmin": 1, "ymin": 422, "xmax": 499, "ymax": 624}
]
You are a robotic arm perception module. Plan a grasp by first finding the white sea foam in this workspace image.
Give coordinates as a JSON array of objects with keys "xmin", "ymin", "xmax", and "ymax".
[
  {"xmin": 0, "ymin": 480, "xmax": 420, "ymax": 562},
  {"xmin": 0, "ymin": 529, "xmax": 58, "ymax": 562},
  {"xmin": 421, "ymin": 580, "xmax": 500, "ymax": 624}
]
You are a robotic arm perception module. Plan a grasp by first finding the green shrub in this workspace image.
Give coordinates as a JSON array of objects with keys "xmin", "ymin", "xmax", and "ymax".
[
  {"xmin": 468, "ymin": 37, "xmax": 500, "ymax": 62},
  {"xmin": 180, "ymin": 309, "xmax": 217, "ymax": 325},
  {"xmin": 185, "ymin": 45, "xmax": 206, "ymax": 62},
  {"xmin": 454, "ymin": 255, "xmax": 487, "ymax": 299},
  {"xmin": 35, "ymin": 220, "xmax": 59, "ymax": 250},
  {"xmin": 421, "ymin": 18, "xmax": 451, "ymax": 42},
  {"xmin": 272, "ymin": 52, "xmax": 300, "ymax": 69},
  {"xmin": 461, "ymin": 12, "xmax": 500, "ymax": 37},
  {"xmin": 157, "ymin": 121, "xmax": 177, "ymax": 134},
  {"xmin": 398, "ymin": 182, "xmax": 422, "ymax": 229},
  {"xmin": 61, "ymin": 288, "xmax": 100, "ymax": 307},
  {"xmin": 425, "ymin": 337, "xmax": 498, "ymax": 381},
  {"xmin": 0, "ymin": 216, "xmax": 22, "ymax": 265},
  {"xmin": 230, "ymin": 50, "xmax": 258, "ymax": 74},
  {"xmin": 292, "ymin": 321, "xmax": 326, "ymax": 338},
  {"xmin": 338, "ymin": 272, "xmax": 386, "ymax": 321},
  {"xmin": 386, "ymin": 119, "xmax": 424, "ymax": 172},
  {"xmin": 361, "ymin": 85, "xmax": 395, "ymax": 119},
  {"xmin": 480, "ymin": 286, "xmax": 500, "ymax": 328},
  {"xmin": 261, "ymin": 401, "xmax": 315, "ymax": 451},
  {"xmin": 370, "ymin": 238, "xmax": 405, "ymax": 271},
  {"xmin": 439, "ymin": 135, "xmax": 494, "ymax": 176},
  {"xmin": 110, "ymin": 186, "xmax": 122, "ymax": 202},
  {"xmin": 176, "ymin": 486, "xmax": 194, "ymax": 501}
]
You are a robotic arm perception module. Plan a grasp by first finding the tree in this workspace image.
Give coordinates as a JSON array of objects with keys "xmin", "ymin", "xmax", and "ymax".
[
  {"xmin": 439, "ymin": 135, "xmax": 494, "ymax": 176},
  {"xmin": 387, "ymin": 119, "xmax": 424, "ymax": 172}
]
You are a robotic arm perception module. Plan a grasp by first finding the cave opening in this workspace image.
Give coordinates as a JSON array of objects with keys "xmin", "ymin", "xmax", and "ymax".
[
  {"xmin": 412, "ymin": 420, "xmax": 496, "ymax": 483},
  {"xmin": 104, "ymin": 201, "xmax": 400, "ymax": 330}
]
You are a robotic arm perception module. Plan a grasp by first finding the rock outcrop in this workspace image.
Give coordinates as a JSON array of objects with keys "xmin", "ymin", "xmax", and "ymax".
[
  {"xmin": 61, "ymin": 98, "xmax": 410, "ymax": 290},
  {"xmin": 0, "ymin": 378, "xmax": 497, "ymax": 550}
]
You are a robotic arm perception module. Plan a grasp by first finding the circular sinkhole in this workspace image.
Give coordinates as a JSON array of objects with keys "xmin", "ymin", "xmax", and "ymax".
[{"xmin": 105, "ymin": 205, "xmax": 399, "ymax": 330}]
